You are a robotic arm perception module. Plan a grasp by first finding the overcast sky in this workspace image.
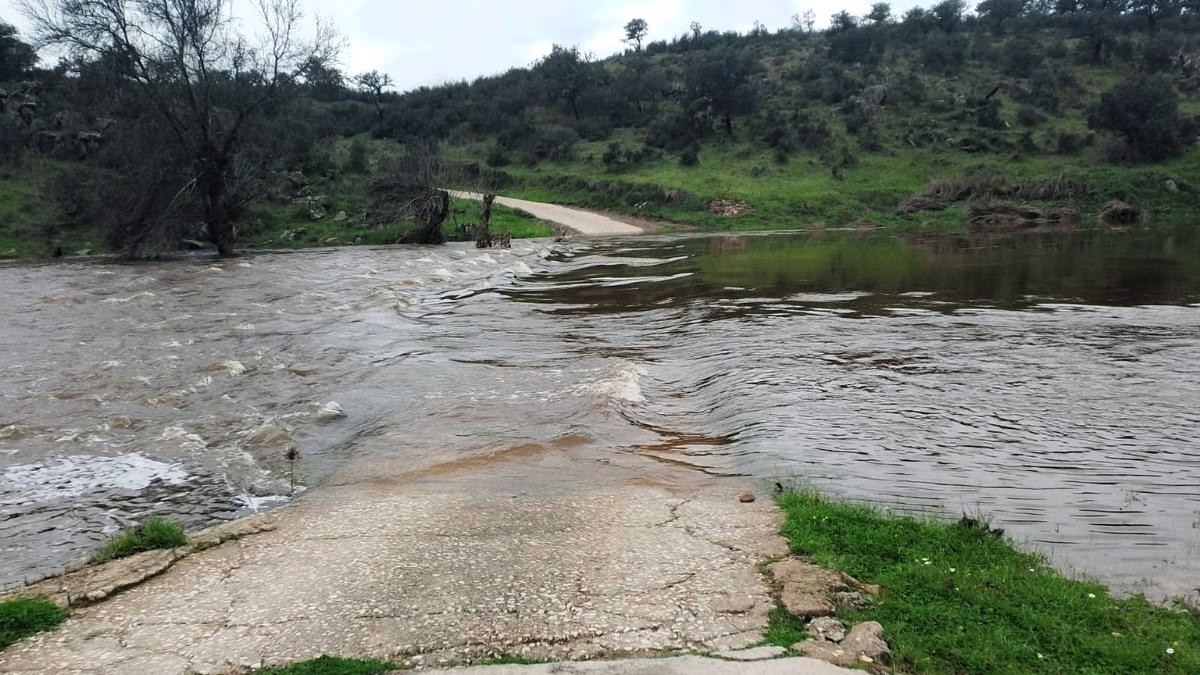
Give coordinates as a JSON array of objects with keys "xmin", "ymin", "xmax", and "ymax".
[{"xmin": 2, "ymin": 0, "xmax": 926, "ymax": 92}]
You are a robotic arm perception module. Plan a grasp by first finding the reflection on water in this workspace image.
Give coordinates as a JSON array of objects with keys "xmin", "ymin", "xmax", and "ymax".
[{"xmin": 1, "ymin": 230, "xmax": 1198, "ymax": 600}]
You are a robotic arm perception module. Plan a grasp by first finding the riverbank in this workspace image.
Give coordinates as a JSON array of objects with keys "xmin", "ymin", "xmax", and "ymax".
[
  {"xmin": 768, "ymin": 491, "xmax": 1200, "ymax": 674},
  {"xmin": 453, "ymin": 140, "xmax": 1200, "ymax": 236},
  {"xmin": 6, "ymin": 137, "xmax": 1198, "ymax": 260}
]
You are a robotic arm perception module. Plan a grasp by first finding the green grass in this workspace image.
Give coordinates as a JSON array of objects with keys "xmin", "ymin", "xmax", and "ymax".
[
  {"xmin": 255, "ymin": 656, "xmax": 396, "ymax": 675},
  {"xmin": 0, "ymin": 158, "xmax": 106, "ymax": 257},
  {"xmin": 491, "ymin": 141, "xmax": 1200, "ymax": 235},
  {"xmin": 0, "ymin": 598, "xmax": 67, "ymax": 651},
  {"xmin": 770, "ymin": 491, "xmax": 1200, "ymax": 674},
  {"xmin": 92, "ymin": 518, "xmax": 188, "ymax": 563}
]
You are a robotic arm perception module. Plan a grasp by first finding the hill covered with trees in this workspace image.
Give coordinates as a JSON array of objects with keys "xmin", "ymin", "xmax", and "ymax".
[{"xmin": 1, "ymin": 0, "xmax": 1199, "ymax": 256}]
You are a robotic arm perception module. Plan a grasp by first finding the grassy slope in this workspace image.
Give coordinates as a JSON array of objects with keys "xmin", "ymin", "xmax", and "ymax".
[
  {"xmin": 454, "ymin": 135, "xmax": 1200, "ymax": 234},
  {"xmin": 770, "ymin": 491, "xmax": 1200, "ymax": 675},
  {"xmin": 0, "ymin": 158, "xmax": 106, "ymax": 257},
  {"xmin": 439, "ymin": 32, "xmax": 1200, "ymax": 233}
]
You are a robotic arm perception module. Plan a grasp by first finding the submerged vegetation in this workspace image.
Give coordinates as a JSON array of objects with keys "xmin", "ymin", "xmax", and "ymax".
[
  {"xmin": 771, "ymin": 491, "xmax": 1200, "ymax": 674},
  {"xmin": 92, "ymin": 518, "xmax": 188, "ymax": 563},
  {"xmin": 0, "ymin": 598, "xmax": 67, "ymax": 651},
  {"xmin": 1, "ymin": 2, "xmax": 1199, "ymax": 256}
]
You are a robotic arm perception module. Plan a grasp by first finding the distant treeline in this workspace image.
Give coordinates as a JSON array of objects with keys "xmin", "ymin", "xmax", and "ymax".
[{"xmin": 0, "ymin": 1, "xmax": 1198, "ymax": 255}]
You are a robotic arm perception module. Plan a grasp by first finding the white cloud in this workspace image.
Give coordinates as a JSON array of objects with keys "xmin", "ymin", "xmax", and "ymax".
[{"xmin": 5, "ymin": 0, "xmax": 927, "ymax": 89}]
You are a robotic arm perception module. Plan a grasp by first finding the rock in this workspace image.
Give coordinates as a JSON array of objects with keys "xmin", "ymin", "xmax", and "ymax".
[
  {"xmin": 713, "ymin": 646, "xmax": 786, "ymax": 661},
  {"xmin": 842, "ymin": 621, "xmax": 891, "ymax": 665},
  {"xmin": 1098, "ymin": 200, "xmax": 1141, "ymax": 227},
  {"xmin": 711, "ymin": 593, "xmax": 757, "ymax": 615},
  {"xmin": 795, "ymin": 622, "xmax": 891, "ymax": 667},
  {"xmin": 738, "ymin": 492, "xmax": 756, "ymax": 503},
  {"xmin": 205, "ymin": 360, "xmax": 247, "ymax": 375},
  {"xmin": 75, "ymin": 248, "xmax": 92, "ymax": 256},
  {"xmin": 806, "ymin": 616, "xmax": 847, "ymax": 643},
  {"xmin": 313, "ymin": 401, "xmax": 347, "ymax": 422},
  {"xmin": 769, "ymin": 558, "xmax": 847, "ymax": 617},
  {"xmin": 180, "ymin": 239, "xmax": 210, "ymax": 251},
  {"xmin": 833, "ymin": 590, "xmax": 869, "ymax": 609},
  {"xmin": 780, "ymin": 588, "xmax": 835, "ymax": 617},
  {"xmin": 287, "ymin": 171, "xmax": 308, "ymax": 189},
  {"xmin": 1166, "ymin": 179, "xmax": 1179, "ymax": 192},
  {"xmin": 333, "ymin": 210, "xmax": 348, "ymax": 222},
  {"xmin": 243, "ymin": 423, "xmax": 293, "ymax": 447},
  {"xmin": 709, "ymin": 199, "xmax": 754, "ymax": 217},
  {"xmin": 794, "ymin": 639, "xmax": 850, "ymax": 665}
]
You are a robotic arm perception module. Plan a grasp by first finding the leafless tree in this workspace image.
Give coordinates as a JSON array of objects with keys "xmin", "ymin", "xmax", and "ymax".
[
  {"xmin": 20, "ymin": 0, "xmax": 340, "ymax": 256},
  {"xmin": 353, "ymin": 70, "xmax": 393, "ymax": 124},
  {"xmin": 369, "ymin": 142, "xmax": 456, "ymax": 245}
]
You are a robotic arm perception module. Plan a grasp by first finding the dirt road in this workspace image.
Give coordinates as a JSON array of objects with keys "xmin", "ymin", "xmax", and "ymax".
[{"xmin": 450, "ymin": 191, "xmax": 644, "ymax": 236}]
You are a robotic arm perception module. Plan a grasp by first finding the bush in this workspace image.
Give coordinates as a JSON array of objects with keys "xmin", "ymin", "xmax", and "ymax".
[
  {"xmin": 679, "ymin": 147, "xmax": 700, "ymax": 167},
  {"xmin": 93, "ymin": 518, "xmax": 187, "ymax": 563},
  {"xmin": 975, "ymin": 99, "xmax": 1005, "ymax": 130},
  {"xmin": 0, "ymin": 598, "xmax": 67, "ymax": 650},
  {"xmin": 344, "ymin": 138, "xmax": 368, "ymax": 174},
  {"xmin": 1016, "ymin": 105, "xmax": 1047, "ymax": 127},
  {"xmin": 1087, "ymin": 74, "xmax": 1195, "ymax": 162},
  {"xmin": 1055, "ymin": 131, "xmax": 1091, "ymax": 156},
  {"xmin": 485, "ymin": 144, "xmax": 510, "ymax": 168}
]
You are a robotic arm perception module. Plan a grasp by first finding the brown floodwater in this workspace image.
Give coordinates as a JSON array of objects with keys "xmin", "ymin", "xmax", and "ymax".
[{"xmin": 1, "ymin": 230, "xmax": 1198, "ymax": 600}]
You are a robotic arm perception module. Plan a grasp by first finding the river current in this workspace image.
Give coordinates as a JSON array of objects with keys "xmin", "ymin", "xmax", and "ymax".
[{"xmin": 1, "ymin": 230, "xmax": 1198, "ymax": 600}]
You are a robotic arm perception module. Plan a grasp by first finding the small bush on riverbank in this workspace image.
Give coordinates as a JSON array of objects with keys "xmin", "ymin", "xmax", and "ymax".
[
  {"xmin": 256, "ymin": 656, "xmax": 396, "ymax": 674},
  {"xmin": 0, "ymin": 598, "xmax": 67, "ymax": 650},
  {"xmin": 773, "ymin": 491, "xmax": 1200, "ymax": 674},
  {"xmin": 92, "ymin": 518, "xmax": 187, "ymax": 563}
]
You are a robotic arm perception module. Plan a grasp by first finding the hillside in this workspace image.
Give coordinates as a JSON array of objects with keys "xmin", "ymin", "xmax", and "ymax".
[{"xmin": 1, "ymin": 2, "xmax": 1200, "ymax": 256}]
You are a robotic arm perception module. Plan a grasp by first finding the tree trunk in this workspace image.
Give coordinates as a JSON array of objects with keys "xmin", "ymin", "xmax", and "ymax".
[
  {"xmin": 200, "ymin": 150, "xmax": 236, "ymax": 257},
  {"xmin": 404, "ymin": 189, "xmax": 449, "ymax": 245},
  {"xmin": 569, "ymin": 94, "xmax": 580, "ymax": 121},
  {"xmin": 475, "ymin": 194, "xmax": 495, "ymax": 248},
  {"xmin": 724, "ymin": 114, "xmax": 733, "ymax": 137}
]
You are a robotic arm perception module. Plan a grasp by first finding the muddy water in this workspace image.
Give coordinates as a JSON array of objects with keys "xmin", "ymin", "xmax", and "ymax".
[{"xmin": 1, "ymin": 231, "xmax": 1198, "ymax": 599}]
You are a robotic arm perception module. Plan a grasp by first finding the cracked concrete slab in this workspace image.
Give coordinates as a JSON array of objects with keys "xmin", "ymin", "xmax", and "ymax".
[{"xmin": 0, "ymin": 451, "xmax": 794, "ymax": 674}]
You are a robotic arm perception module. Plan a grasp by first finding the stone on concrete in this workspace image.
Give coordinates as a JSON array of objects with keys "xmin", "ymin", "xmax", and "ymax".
[
  {"xmin": 806, "ymin": 616, "xmax": 846, "ymax": 643},
  {"xmin": 794, "ymin": 620, "xmax": 891, "ymax": 668},
  {"xmin": 713, "ymin": 645, "xmax": 787, "ymax": 661}
]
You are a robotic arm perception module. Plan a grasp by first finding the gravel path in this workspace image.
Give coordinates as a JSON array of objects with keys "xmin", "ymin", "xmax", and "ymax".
[{"xmin": 450, "ymin": 191, "xmax": 644, "ymax": 236}]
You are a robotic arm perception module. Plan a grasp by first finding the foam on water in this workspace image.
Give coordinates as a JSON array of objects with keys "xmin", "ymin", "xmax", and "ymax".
[{"xmin": 0, "ymin": 453, "xmax": 190, "ymax": 505}]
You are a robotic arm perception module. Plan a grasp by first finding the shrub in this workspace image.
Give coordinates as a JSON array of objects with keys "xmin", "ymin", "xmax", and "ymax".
[
  {"xmin": 485, "ymin": 144, "xmax": 510, "ymax": 168},
  {"xmin": 1055, "ymin": 131, "xmax": 1091, "ymax": 156},
  {"xmin": 1087, "ymin": 74, "xmax": 1195, "ymax": 162},
  {"xmin": 975, "ymin": 99, "xmax": 1005, "ymax": 130},
  {"xmin": 344, "ymin": 138, "xmax": 368, "ymax": 174},
  {"xmin": 1016, "ymin": 105, "xmax": 1047, "ymax": 127},
  {"xmin": 93, "ymin": 518, "xmax": 187, "ymax": 563},
  {"xmin": 679, "ymin": 147, "xmax": 700, "ymax": 167},
  {"xmin": 0, "ymin": 598, "xmax": 67, "ymax": 650}
]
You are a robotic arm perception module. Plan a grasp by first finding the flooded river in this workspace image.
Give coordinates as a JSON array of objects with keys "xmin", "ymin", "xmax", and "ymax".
[{"xmin": 1, "ymin": 230, "xmax": 1198, "ymax": 599}]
